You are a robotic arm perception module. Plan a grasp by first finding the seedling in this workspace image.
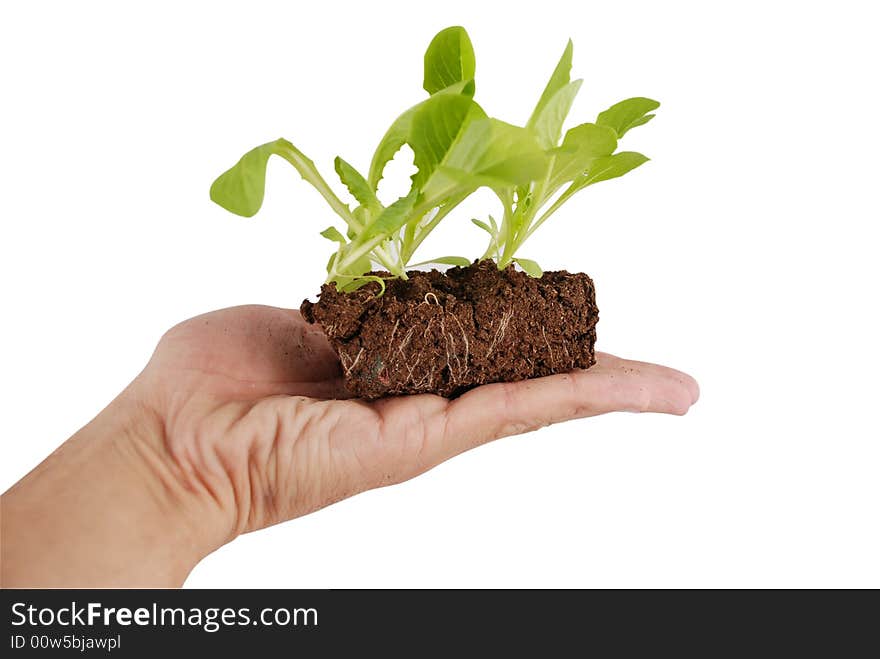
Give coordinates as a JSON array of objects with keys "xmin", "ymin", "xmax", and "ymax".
[
  {"xmin": 210, "ymin": 27, "xmax": 655, "ymax": 287},
  {"xmin": 210, "ymin": 27, "xmax": 660, "ymax": 399}
]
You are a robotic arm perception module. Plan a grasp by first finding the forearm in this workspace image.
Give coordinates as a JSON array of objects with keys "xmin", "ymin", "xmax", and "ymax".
[{"xmin": 1, "ymin": 387, "xmax": 221, "ymax": 587}]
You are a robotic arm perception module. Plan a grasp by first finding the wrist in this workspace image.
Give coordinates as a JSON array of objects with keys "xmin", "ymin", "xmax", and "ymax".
[{"xmin": 1, "ymin": 381, "xmax": 228, "ymax": 587}]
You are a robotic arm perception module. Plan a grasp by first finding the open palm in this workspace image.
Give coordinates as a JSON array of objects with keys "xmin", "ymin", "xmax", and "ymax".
[{"xmin": 138, "ymin": 305, "xmax": 698, "ymax": 540}]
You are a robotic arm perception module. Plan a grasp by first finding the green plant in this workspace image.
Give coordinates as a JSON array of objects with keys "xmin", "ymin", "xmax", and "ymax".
[
  {"xmin": 471, "ymin": 41, "xmax": 658, "ymax": 276},
  {"xmin": 209, "ymin": 27, "xmax": 657, "ymax": 288}
]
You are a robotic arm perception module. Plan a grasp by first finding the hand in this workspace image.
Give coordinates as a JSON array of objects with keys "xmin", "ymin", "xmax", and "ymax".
[{"xmin": 1, "ymin": 305, "xmax": 698, "ymax": 587}]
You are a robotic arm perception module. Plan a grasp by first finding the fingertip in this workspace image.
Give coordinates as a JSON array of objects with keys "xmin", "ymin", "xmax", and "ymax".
[
  {"xmin": 679, "ymin": 372, "xmax": 700, "ymax": 405},
  {"xmin": 658, "ymin": 365, "xmax": 700, "ymax": 408}
]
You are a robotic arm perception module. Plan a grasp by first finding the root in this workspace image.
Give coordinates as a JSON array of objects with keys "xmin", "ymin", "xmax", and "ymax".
[
  {"xmin": 413, "ymin": 365, "xmax": 435, "ymax": 388},
  {"xmin": 397, "ymin": 327, "xmax": 415, "ymax": 357},
  {"xmin": 422, "ymin": 315, "xmax": 438, "ymax": 339},
  {"xmin": 386, "ymin": 319, "xmax": 400, "ymax": 361},
  {"xmin": 486, "ymin": 308, "xmax": 513, "ymax": 358},
  {"xmin": 542, "ymin": 326, "xmax": 555, "ymax": 368},
  {"xmin": 441, "ymin": 313, "xmax": 470, "ymax": 384},
  {"xmin": 360, "ymin": 304, "xmax": 470, "ymax": 390},
  {"xmin": 403, "ymin": 353, "xmax": 421, "ymax": 383},
  {"xmin": 340, "ymin": 347, "xmax": 365, "ymax": 377},
  {"xmin": 561, "ymin": 338, "xmax": 573, "ymax": 368}
]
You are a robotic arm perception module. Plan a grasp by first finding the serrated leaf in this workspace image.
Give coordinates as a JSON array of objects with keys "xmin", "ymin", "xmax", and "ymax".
[
  {"xmin": 334, "ymin": 157, "xmax": 381, "ymax": 212},
  {"xmin": 423, "ymin": 26, "xmax": 476, "ymax": 95},
  {"xmin": 210, "ymin": 138, "xmax": 353, "ymax": 224},
  {"xmin": 527, "ymin": 40, "xmax": 573, "ymax": 131},
  {"xmin": 514, "ymin": 258, "xmax": 543, "ymax": 278},
  {"xmin": 362, "ymin": 189, "xmax": 419, "ymax": 239},
  {"xmin": 410, "ymin": 256, "xmax": 472, "ymax": 268},
  {"xmin": 367, "ymin": 79, "xmax": 476, "ymax": 190},
  {"xmin": 532, "ymin": 79, "xmax": 582, "ymax": 149},
  {"xmin": 596, "ymin": 97, "xmax": 660, "ymax": 138},
  {"xmin": 320, "ymin": 226, "xmax": 346, "ymax": 243}
]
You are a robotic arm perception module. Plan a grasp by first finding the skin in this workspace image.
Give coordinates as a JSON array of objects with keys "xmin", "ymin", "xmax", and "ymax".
[{"xmin": 0, "ymin": 305, "xmax": 699, "ymax": 587}]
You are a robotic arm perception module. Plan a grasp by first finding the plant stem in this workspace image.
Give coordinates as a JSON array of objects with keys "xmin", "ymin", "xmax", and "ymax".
[
  {"xmin": 374, "ymin": 244, "xmax": 406, "ymax": 278},
  {"xmin": 275, "ymin": 142, "xmax": 356, "ymax": 229},
  {"xmin": 401, "ymin": 191, "xmax": 469, "ymax": 264},
  {"xmin": 522, "ymin": 192, "xmax": 566, "ymax": 242},
  {"xmin": 496, "ymin": 190, "xmax": 516, "ymax": 268}
]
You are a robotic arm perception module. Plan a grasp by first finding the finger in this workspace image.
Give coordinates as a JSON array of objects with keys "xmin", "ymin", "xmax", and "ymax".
[
  {"xmin": 430, "ymin": 353, "xmax": 698, "ymax": 463},
  {"xmin": 595, "ymin": 352, "xmax": 700, "ymax": 404}
]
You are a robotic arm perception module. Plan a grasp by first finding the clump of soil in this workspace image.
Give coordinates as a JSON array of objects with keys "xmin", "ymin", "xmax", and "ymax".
[{"xmin": 300, "ymin": 260, "xmax": 598, "ymax": 399}]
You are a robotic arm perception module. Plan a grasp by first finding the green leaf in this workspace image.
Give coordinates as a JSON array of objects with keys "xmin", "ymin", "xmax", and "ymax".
[
  {"xmin": 551, "ymin": 151, "xmax": 649, "ymax": 212},
  {"xmin": 422, "ymin": 118, "xmax": 550, "ymax": 201},
  {"xmin": 548, "ymin": 123, "xmax": 618, "ymax": 190},
  {"xmin": 210, "ymin": 138, "xmax": 353, "ymax": 225},
  {"xmin": 331, "ymin": 242, "xmax": 374, "ymax": 279},
  {"xmin": 532, "ymin": 79, "xmax": 582, "ymax": 149},
  {"xmin": 527, "ymin": 40, "xmax": 573, "ymax": 132},
  {"xmin": 513, "ymin": 258, "xmax": 543, "ymax": 278},
  {"xmin": 320, "ymin": 226, "xmax": 346, "ymax": 243},
  {"xmin": 534, "ymin": 151, "xmax": 650, "ymax": 233},
  {"xmin": 352, "ymin": 206, "xmax": 372, "ymax": 234},
  {"xmin": 596, "ymin": 97, "xmax": 660, "ymax": 138},
  {"xmin": 465, "ymin": 120, "xmax": 549, "ymax": 184},
  {"xmin": 349, "ymin": 253, "xmax": 373, "ymax": 276},
  {"xmin": 334, "ymin": 157, "xmax": 381, "ymax": 212},
  {"xmin": 410, "ymin": 256, "xmax": 472, "ymax": 268},
  {"xmin": 368, "ymin": 109, "xmax": 414, "ymax": 191},
  {"xmin": 210, "ymin": 141, "xmax": 279, "ymax": 217},
  {"xmin": 471, "ymin": 218, "xmax": 494, "ymax": 235},
  {"xmin": 367, "ymin": 79, "xmax": 476, "ymax": 190},
  {"xmin": 409, "ymin": 93, "xmax": 488, "ymax": 191},
  {"xmin": 362, "ymin": 189, "xmax": 419, "ymax": 239},
  {"xmin": 338, "ymin": 275, "xmax": 386, "ymax": 295},
  {"xmin": 578, "ymin": 151, "xmax": 649, "ymax": 186},
  {"xmin": 423, "ymin": 26, "xmax": 476, "ymax": 95}
]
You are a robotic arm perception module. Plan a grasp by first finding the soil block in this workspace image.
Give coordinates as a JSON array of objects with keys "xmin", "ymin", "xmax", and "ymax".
[{"xmin": 300, "ymin": 260, "xmax": 598, "ymax": 399}]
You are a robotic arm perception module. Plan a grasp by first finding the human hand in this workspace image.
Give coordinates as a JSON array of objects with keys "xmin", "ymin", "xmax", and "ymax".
[{"xmin": 1, "ymin": 305, "xmax": 698, "ymax": 587}]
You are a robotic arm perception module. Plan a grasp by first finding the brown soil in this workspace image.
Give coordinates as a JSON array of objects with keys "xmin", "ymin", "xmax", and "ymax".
[{"xmin": 300, "ymin": 260, "xmax": 598, "ymax": 399}]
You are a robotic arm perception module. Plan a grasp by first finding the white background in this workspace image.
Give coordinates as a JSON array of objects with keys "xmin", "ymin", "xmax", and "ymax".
[{"xmin": 2, "ymin": 1, "xmax": 878, "ymax": 588}]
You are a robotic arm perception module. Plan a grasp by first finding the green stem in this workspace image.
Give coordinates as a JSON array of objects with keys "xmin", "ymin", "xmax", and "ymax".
[
  {"xmin": 522, "ymin": 189, "xmax": 566, "ymax": 243},
  {"xmin": 275, "ymin": 142, "xmax": 356, "ymax": 228},
  {"xmin": 335, "ymin": 234, "xmax": 386, "ymax": 273},
  {"xmin": 401, "ymin": 191, "xmax": 469, "ymax": 264},
  {"xmin": 498, "ymin": 155, "xmax": 557, "ymax": 268},
  {"xmin": 374, "ymin": 244, "xmax": 406, "ymax": 278},
  {"xmin": 479, "ymin": 235, "xmax": 498, "ymax": 261},
  {"xmin": 497, "ymin": 190, "xmax": 518, "ymax": 268}
]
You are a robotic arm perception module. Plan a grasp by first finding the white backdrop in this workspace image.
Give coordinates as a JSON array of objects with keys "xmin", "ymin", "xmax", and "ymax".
[{"xmin": 2, "ymin": 1, "xmax": 878, "ymax": 588}]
